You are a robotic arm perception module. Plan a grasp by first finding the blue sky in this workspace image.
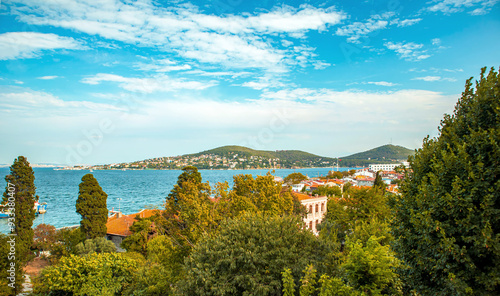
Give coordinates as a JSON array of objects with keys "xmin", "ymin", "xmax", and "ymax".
[{"xmin": 0, "ymin": 0, "xmax": 499, "ymax": 165}]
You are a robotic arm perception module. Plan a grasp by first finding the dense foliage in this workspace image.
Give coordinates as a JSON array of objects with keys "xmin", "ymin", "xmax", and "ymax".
[
  {"xmin": 392, "ymin": 67, "xmax": 500, "ymax": 295},
  {"xmin": 35, "ymin": 253, "xmax": 139, "ymax": 296},
  {"xmin": 76, "ymin": 174, "xmax": 109, "ymax": 239},
  {"xmin": 180, "ymin": 214, "xmax": 325, "ymax": 296}
]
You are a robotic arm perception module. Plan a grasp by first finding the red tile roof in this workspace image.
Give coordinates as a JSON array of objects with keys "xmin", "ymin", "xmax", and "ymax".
[{"xmin": 106, "ymin": 209, "xmax": 161, "ymax": 237}]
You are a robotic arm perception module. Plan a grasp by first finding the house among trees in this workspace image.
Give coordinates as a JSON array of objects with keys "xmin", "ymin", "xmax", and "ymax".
[
  {"xmin": 294, "ymin": 192, "xmax": 327, "ymax": 234},
  {"xmin": 106, "ymin": 209, "xmax": 160, "ymax": 251}
]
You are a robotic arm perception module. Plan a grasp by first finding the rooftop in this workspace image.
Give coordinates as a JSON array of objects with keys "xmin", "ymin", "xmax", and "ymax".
[{"xmin": 106, "ymin": 209, "xmax": 161, "ymax": 237}]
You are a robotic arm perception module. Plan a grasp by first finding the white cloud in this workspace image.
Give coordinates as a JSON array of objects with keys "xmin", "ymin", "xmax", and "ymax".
[
  {"xmin": 396, "ymin": 18, "xmax": 422, "ymax": 27},
  {"xmin": 336, "ymin": 14, "xmax": 391, "ymax": 44},
  {"xmin": 37, "ymin": 76, "xmax": 60, "ymax": 80},
  {"xmin": 431, "ymin": 38, "xmax": 441, "ymax": 45},
  {"xmin": 0, "ymin": 32, "xmax": 85, "ymax": 60},
  {"xmin": 7, "ymin": 1, "xmax": 344, "ymax": 72},
  {"xmin": 336, "ymin": 12, "xmax": 421, "ymax": 43},
  {"xmin": 0, "ymin": 87, "xmax": 121, "ymax": 115},
  {"xmin": 384, "ymin": 41, "xmax": 431, "ymax": 61},
  {"xmin": 413, "ymin": 76, "xmax": 457, "ymax": 82},
  {"xmin": 134, "ymin": 59, "xmax": 192, "ymax": 72},
  {"xmin": 81, "ymin": 73, "xmax": 217, "ymax": 93},
  {"xmin": 366, "ymin": 81, "xmax": 398, "ymax": 86},
  {"xmin": 427, "ymin": 0, "xmax": 499, "ymax": 15}
]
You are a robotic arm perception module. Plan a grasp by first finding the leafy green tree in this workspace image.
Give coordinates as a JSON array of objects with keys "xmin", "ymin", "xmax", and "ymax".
[
  {"xmin": 163, "ymin": 166, "xmax": 217, "ymax": 257},
  {"xmin": 328, "ymin": 171, "xmax": 344, "ymax": 179},
  {"xmin": 313, "ymin": 185, "xmax": 342, "ymax": 197},
  {"xmin": 282, "ymin": 268, "xmax": 296, "ymax": 296},
  {"xmin": 391, "ymin": 67, "xmax": 500, "ymax": 295},
  {"xmin": 122, "ymin": 235, "xmax": 183, "ymax": 296},
  {"xmin": 50, "ymin": 227, "xmax": 86, "ymax": 260},
  {"xmin": 2, "ymin": 156, "xmax": 37, "ymax": 294},
  {"xmin": 179, "ymin": 214, "xmax": 326, "ymax": 296},
  {"xmin": 322, "ymin": 187, "xmax": 389, "ymax": 243},
  {"xmin": 75, "ymin": 237, "xmax": 116, "ymax": 255},
  {"xmin": 34, "ymin": 253, "xmax": 139, "ymax": 296},
  {"xmin": 215, "ymin": 173, "xmax": 298, "ymax": 218},
  {"xmin": 0, "ymin": 234, "xmax": 13, "ymax": 296},
  {"xmin": 342, "ymin": 236, "xmax": 401, "ymax": 296},
  {"xmin": 372, "ymin": 171, "xmax": 386, "ymax": 190},
  {"xmin": 33, "ymin": 223, "xmax": 57, "ymax": 253},
  {"xmin": 120, "ymin": 219, "xmax": 156, "ymax": 256},
  {"xmin": 318, "ymin": 275, "xmax": 358, "ymax": 296},
  {"xmin": 299, "ymin": 265, "xmax": 317, "ymax": 296},
  {"xmin": 284, "ymin": 172, "xmax": 307, "ymax": 185},
  {"xmin": 76, "ymin": 174, "xmax": 108, "ymax": 239}
]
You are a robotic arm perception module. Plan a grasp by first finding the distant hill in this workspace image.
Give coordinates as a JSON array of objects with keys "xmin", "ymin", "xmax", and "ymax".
[
  {"xmin": 190, "ymin": 146, "xmax": 332, "ymax": 162},
  {"xmin": 186, "ymin": 146, "xmax": 337, "ymax": 169},
  {"xmin": 89, "ymin": 144, "xmax": 415, "ymax": 170},
  {"xmin": 339, "ymin": 144, "xmax": 415, "ymax": 167}
]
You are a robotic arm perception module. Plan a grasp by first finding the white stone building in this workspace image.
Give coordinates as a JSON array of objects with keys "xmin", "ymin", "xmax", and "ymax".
[{"xmin": 295, "ymin": 193, "xmax": 328, "ymax": 235}]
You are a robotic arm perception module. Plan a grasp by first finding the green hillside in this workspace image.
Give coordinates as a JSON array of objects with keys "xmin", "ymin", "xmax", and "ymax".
[
  {"xmin": 190, "ymin": 146, "xmax": 332, "ymax": 162},
  {"xmin": 338, "ymin": 144, "xmax": 415, "ymax": 167},
  {"xmin": 188, "ymin": 146, "xmax": 337, "ymax": 168},
  {"xmin": 343, "ymin": 144, "xmax": 415, "ymax": 160},
  {"xmin": 91, "ymin": 144, "xmax": 415, "ymax": 170}
]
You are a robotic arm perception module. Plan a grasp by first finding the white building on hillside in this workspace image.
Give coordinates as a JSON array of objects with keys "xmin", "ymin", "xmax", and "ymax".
[{"xmin": 369, "ymin": 162, "xmax": 409, "ymax": 172}]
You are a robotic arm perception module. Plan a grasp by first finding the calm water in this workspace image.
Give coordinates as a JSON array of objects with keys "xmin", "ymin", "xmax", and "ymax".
[{"xmin": 0, "ymin": 167, "xmax": 350, "ymax": 233}]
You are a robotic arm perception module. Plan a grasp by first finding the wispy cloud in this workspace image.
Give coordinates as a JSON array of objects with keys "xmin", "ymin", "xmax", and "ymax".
[
  {"xmin": 413, "ymin": 76, "xmax": 457, "ymax": 82},
  {"xmin": 0, "ymin": 87, "xmax": 121, "ymax": 115},
  {"xmin": 336, "ymin": 13, "xmax": 392, "ymax": 43},
  {"xmin": 37, "ymin": 76, "xmax": 60, "ymax": 80},
  {"xmin": 426, "ymin": 0, "xmax": 499, "ymax": 15},
  {"xmin": 384, "ymin": 41, "xmax": 431, "ymax": 61},
  {"xmin": 81, "ymin": 73, "xmax": 217, "ymax": 93},
  {"xmin": 7, "ymin": 1, "xmax": 344, "ymax": 73},
  {"xmin": 134, "ymin": 59, "xmax": 192, "ymax": 72},
  {"xmin": 366, "ymin": 81, "xmax": 398, "ymax": 86},
  {"xmin": 336, "ymin": 13, "xmax": 423, "ymax": 44},
  {"xmin": 0, "ymin": 32, "xmax": 85, "ymax": 60},
  {"xmin": 395, "ymin": 18, "xmax": 423, "ymax": 27}
]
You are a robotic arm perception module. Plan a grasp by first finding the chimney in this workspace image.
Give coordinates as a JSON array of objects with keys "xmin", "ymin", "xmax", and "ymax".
[{"xmin": 117, "ymin": 212, "xmax": 123, "ymax": 218}]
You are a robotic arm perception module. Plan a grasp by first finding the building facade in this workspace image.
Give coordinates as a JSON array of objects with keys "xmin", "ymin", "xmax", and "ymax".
[{"xmin": 294, "ymin": 193, "xmax": 328, "ymax": 235}]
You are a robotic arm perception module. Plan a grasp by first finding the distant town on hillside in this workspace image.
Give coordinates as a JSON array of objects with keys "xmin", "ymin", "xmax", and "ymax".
[{"xmin": 56, "ymin": 144, "xmax": 415, "ymax": 171}]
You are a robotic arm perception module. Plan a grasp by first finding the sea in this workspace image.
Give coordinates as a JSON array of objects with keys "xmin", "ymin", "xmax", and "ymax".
[{"xmin": 0, "ymin": 167, "xmax": 352, "ymax": 233}]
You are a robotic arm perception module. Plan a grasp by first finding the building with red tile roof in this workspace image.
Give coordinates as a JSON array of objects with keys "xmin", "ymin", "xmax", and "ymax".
[{"xmin": 106, "ymin": 209, "xmax": 162, "ymax": 251}]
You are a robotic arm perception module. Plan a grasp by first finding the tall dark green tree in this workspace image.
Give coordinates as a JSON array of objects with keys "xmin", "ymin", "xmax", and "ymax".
[
  {"xmin": 391, "ymin": 67, "xmax": 500, "ymax": 295},
  {"xmin": 373, "ymin": 171, "xmax": 386, "ymax": 190},
  {"xmin": 76, "ymin": 174, "xmax": 108, "ymax": 239},
  {"xmin": 2, "ymin": 156, "xmax": 37, "ymax": 294}
]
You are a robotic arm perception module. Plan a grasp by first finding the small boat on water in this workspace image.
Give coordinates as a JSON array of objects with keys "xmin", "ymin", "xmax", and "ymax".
[
  {"xmin": 34, "ymin": 201, "xmax": 47, "ymax": 215},
  {"xmin": 0, "ymin": 201, "xmax": 48, "ymax": 218}
]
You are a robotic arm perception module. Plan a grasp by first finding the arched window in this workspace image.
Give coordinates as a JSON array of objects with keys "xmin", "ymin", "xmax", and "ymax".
[
  {"xmin": 309, "ymin": 221, "xmax": 313, "ymax": 229},
  {"xmin": 321, "ymin": 203, "xmax": 324, "ymax": 212},
  {"xmin": 309, "ymin": 205, "xmax": 313, "ymax": 213},
  {"xmin": 315, "ymin": 204, "xmax": 319, "ymax": 213}
]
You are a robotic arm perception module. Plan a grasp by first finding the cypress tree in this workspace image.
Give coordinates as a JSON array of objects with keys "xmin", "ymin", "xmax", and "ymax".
[
  {"xmin": 391, "ymin": 67, "xmax": 500, "ymax": 295},
  {"xmin": 76, "ymin": 174, "xmax": 108, "ymax": 239},
  {"xmin": 2, "ymin": 156, "xmax": 37, "ymax": 294}
]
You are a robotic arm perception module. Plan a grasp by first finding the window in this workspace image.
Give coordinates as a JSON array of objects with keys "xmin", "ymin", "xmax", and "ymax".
[
  {"xmin": 315, "ymin": 204, "xmax": 319, "ymax": 213},
  {"xmin": 309, "ymin": 205, "xmax": 313, "ymax": 213},
  {"xmin": 321, "ymin": 203, "xmax": 324, "ymax": 212},
  {"xmin": 309, "ymin": 221, "xmax": 313, "ymax": 229}
]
